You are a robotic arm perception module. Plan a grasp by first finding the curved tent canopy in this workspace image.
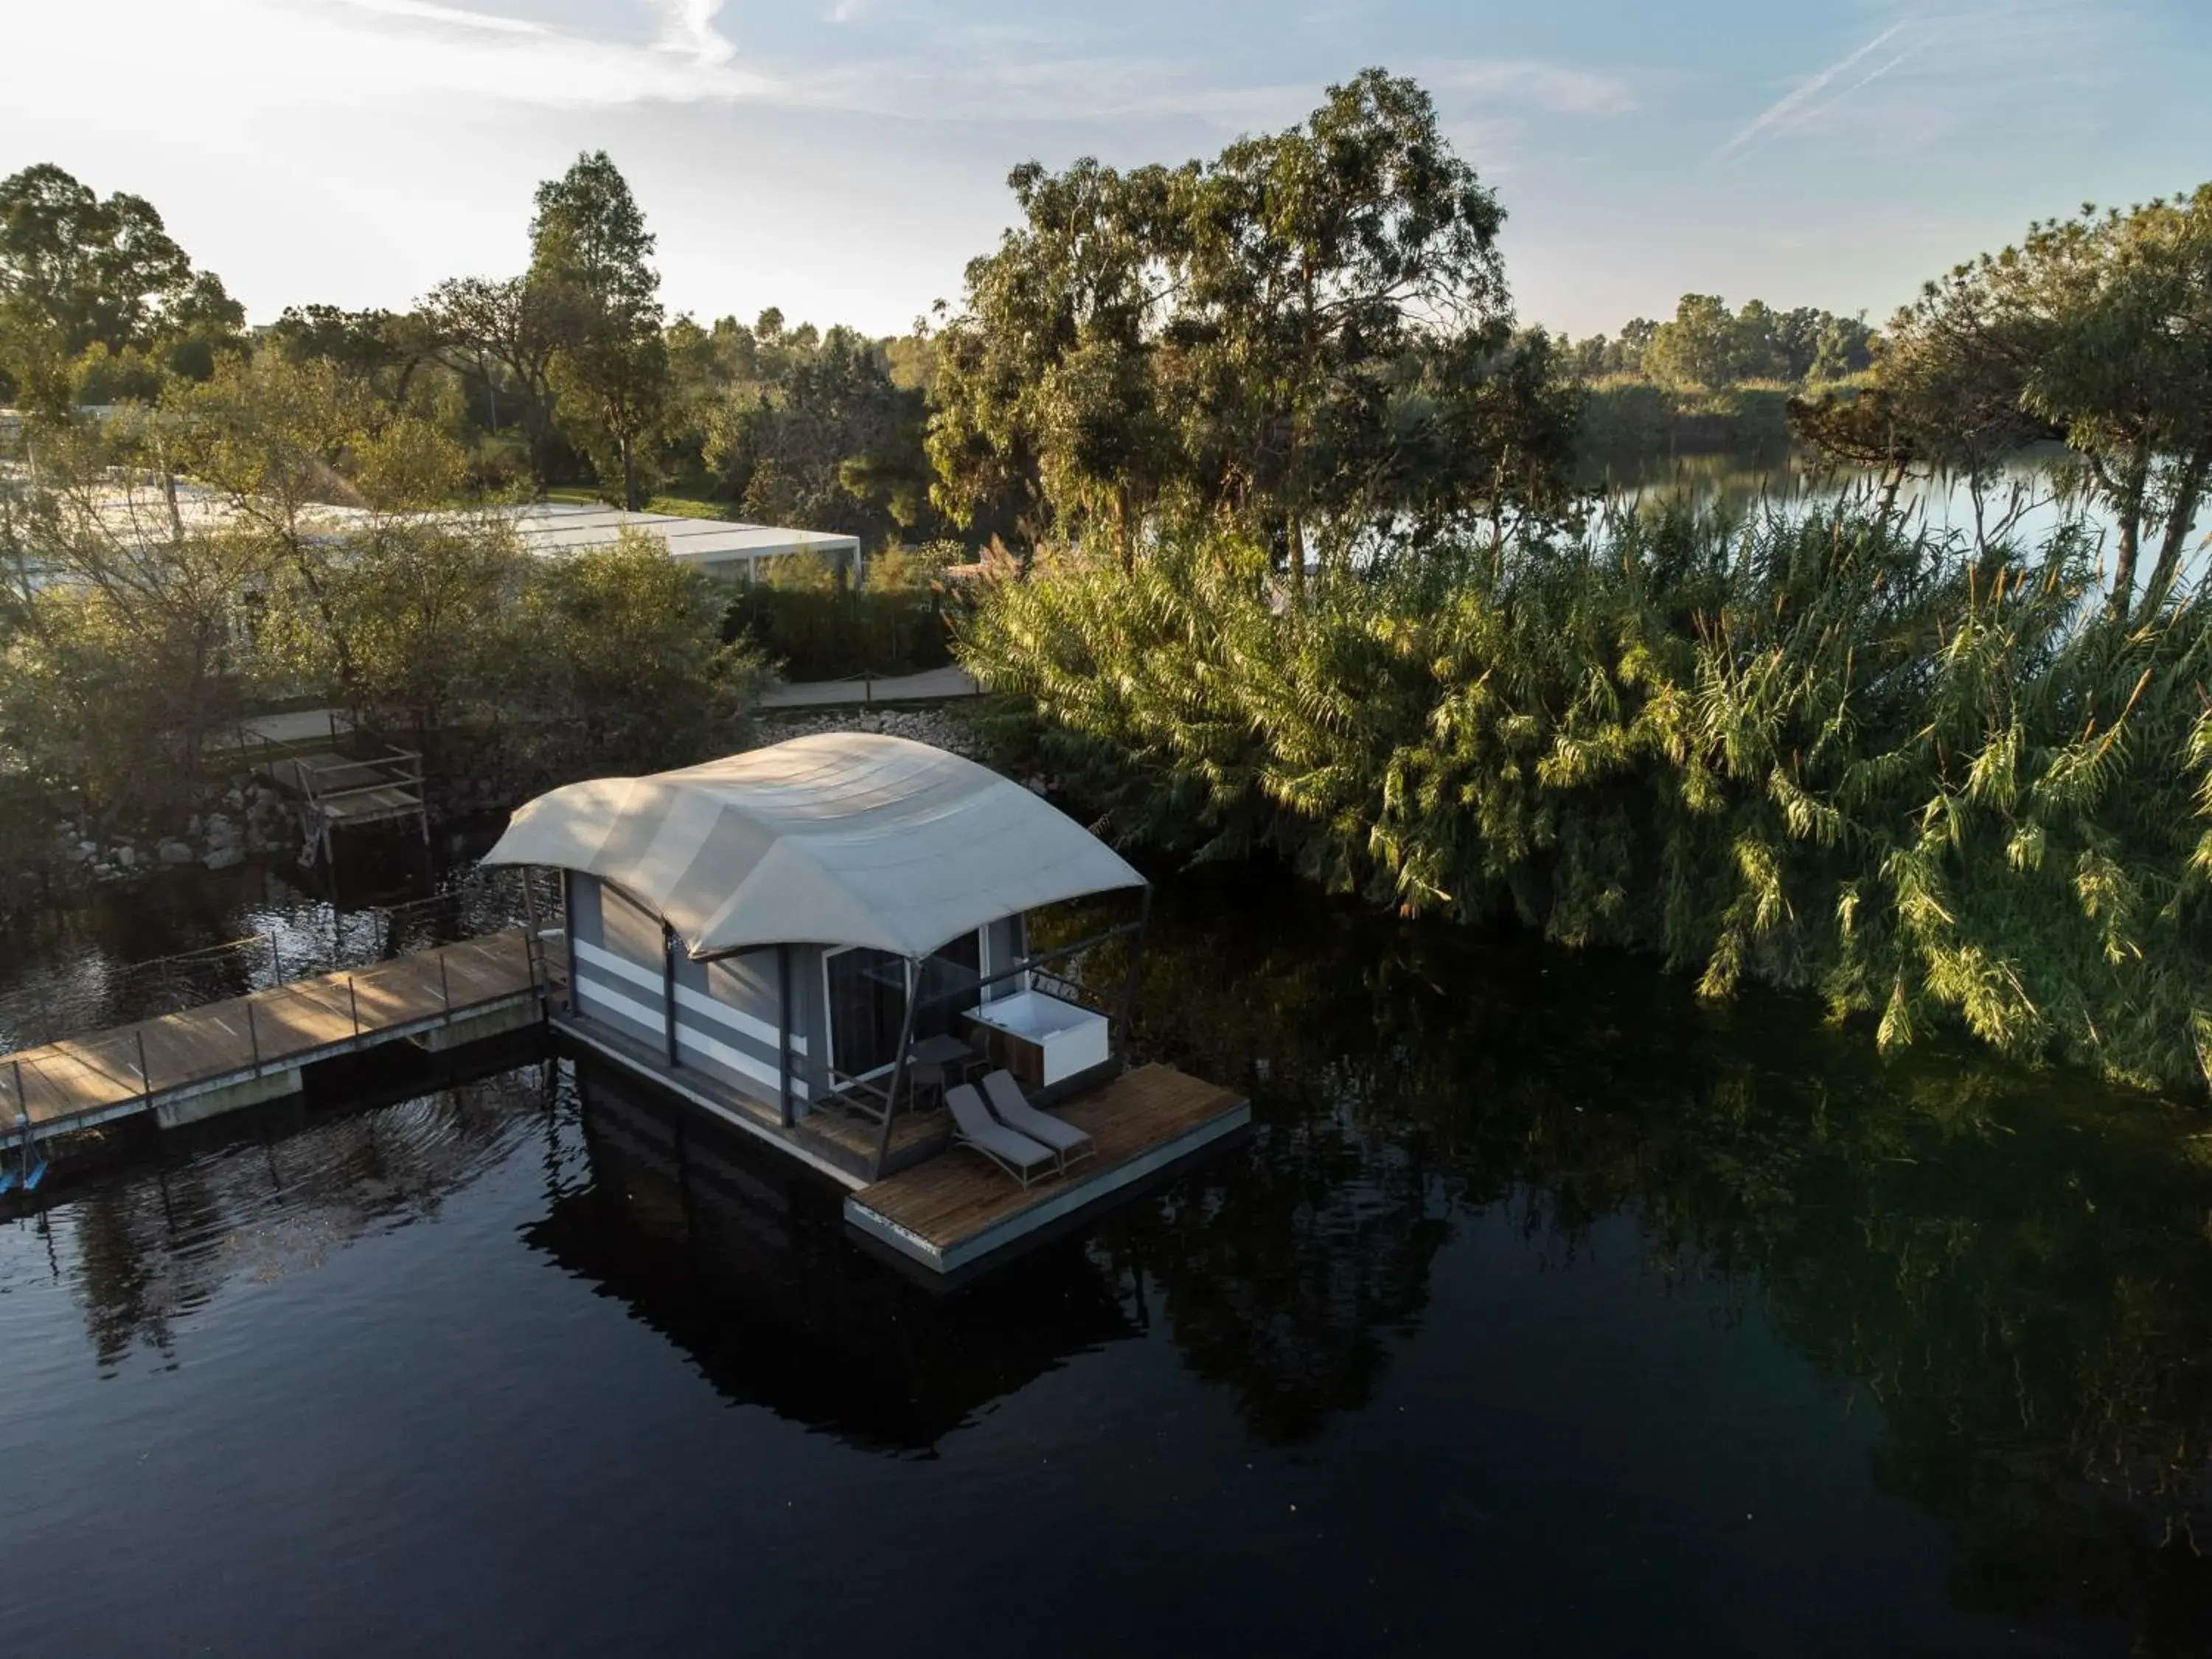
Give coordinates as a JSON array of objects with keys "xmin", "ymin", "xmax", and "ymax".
[{"xmin": 481, "ymin": 734, "xmax": 1145, "ymax": 960}]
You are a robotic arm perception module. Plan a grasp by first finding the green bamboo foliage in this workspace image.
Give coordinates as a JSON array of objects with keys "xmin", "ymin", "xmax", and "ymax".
[{"xmin": 960, "ymin": 509, "xmax": 2212, "ymax": 1092}]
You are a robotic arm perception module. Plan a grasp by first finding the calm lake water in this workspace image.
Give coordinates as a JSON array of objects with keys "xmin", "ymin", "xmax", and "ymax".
[
  {"xmin": 1604, "ymin": 447, "xmax": 2211, "ymax": 574},
  {"xmin": 4, "ymin": 859, "xmax": 2211, "ymax": 1656}
]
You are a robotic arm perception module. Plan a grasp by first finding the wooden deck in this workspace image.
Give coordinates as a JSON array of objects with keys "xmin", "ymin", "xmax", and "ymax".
[
  {"xmin": 255, "ymin": 748, "xmax": 429, "ymax": 844},
  {"xmin": 845, "ymin": 1063, "xmax": 1250, "ymax": 1278},
  {"xmin": 1, "ymin": 931, "xmax": 556, "ymax": 1138}
]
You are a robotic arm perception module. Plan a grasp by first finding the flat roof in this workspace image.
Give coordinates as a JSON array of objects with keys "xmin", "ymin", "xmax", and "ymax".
[
  {"xmin": 7, "ymin": 475, "xmax": 859, "ymax": 571},
  {"xmin": 503, "ymin": 503, "xmax": 860, "ymax": 566}
]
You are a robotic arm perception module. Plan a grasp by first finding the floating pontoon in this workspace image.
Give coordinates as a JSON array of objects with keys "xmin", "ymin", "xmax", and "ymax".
[{"xmin": 482, "ymin": 734, "xmax": 1248, "ymax": 1280}]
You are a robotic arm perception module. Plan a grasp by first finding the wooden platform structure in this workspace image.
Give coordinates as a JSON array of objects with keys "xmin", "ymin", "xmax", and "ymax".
[
  {"xmin": 845, "ymin": 1064, "xmax": 1250, "ymax": 1279},
  {"xmin": 553, "ymin": 1012, "xmax": 1249, "ymax": 1280},
  {"xmin": 0, "ymin": 930, "xmax": 559, "ymax": 1141},
  {"xmin": 254, "ymin": 748, "xmax": 429, "ymax": 858}
]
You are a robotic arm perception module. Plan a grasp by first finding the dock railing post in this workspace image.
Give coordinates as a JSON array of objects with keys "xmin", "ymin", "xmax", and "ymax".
[
  {"xmin": 268, "ymin": 933, "xmax": 283, "ymax": 986},
  {"xmin": 136, "ymin": 1028, "xmax": 153, "ymax": 1106},
  {"xmin": 246, "ymin": 998, "xmax": 261, "ymax": 1072},
  {"xmin": 348, "ymin": 977, "xmax": 361, "ymax": 1037},
  {"xmin": 10, "ymin": 1058, "xmax": 25, "ymax": 1137},
  {"xmin": 439, "ymin": 953, "xmax": 452, "ymax": 1023}
]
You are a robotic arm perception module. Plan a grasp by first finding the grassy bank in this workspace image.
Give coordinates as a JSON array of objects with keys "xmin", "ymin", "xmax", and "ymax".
[{"xmin": 959, "ymin": 508, "xmax": 2212, "ymax": 1094}]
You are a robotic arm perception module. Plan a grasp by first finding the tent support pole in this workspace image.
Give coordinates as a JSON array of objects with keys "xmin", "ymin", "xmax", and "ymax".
[
  {"xmin": 661, "ymin": 923, "xmax": 679, "ymax": 1068},
  {"xmin": 871, "ymin": 958, "xmax": 921, "ymax": 1180},
  {"xmin": 1117, "ymin": 884, "xmax": 1151, "ymax": 1067},
  {"xmin": 776, "ymin": 944, "xmax": 793, "ymax": 1128}
]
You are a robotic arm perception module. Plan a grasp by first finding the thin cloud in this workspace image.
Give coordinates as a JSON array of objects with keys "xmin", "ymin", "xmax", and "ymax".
[
  {"xmin": 1716, "ymin": 21, "xmax": 1912, "ymax": 159},
  {"xmin": 12, "ymin": 0, "xmax": 784, "ymax": 109},
  {"xmin": 1426, "ymin": 58, "xmax": 1638, "ymax": 116},
  {"xmin": 334, "ymin": 0, "xmax": 552, "ymax": 35}
]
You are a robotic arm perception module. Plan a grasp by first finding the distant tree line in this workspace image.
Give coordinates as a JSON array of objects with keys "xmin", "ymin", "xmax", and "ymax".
[
  {"xmin": 1564, "ymin": 296, "xmax": 1877, "ymax": 391},
  {"xmin": 0, "ymin": 153, "xmax": 945, "ymax": 549}
]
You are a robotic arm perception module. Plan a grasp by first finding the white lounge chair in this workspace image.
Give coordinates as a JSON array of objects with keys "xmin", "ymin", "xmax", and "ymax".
[
  {"xmin": 980, "ymin": 1069, "xmax": 1096, "ymax": 1172},
  {"xmin": 945, "ymin": 1083, "xmax": 1059, "ymax": 1189}
]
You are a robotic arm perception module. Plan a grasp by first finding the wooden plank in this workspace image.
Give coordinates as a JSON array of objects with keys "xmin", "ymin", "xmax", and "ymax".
[
  {"xmin": 0, "ymin": 929, "xmax": 545, "ymax": 1133},
  {"xmin": 849, "ymin": 1063, "xmax": 1246, "ymax": 1251}
]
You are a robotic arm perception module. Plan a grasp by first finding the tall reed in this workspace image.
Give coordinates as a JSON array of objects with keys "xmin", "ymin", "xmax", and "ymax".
[{"xmin": 960, "ymin": 507, "xmax": 2212, "ymax": 1091}]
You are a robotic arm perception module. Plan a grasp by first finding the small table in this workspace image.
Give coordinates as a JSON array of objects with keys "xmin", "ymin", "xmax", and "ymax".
[{"xmin": 906, "ymin": 1034, "xmax": 982, "ymax": 1107}]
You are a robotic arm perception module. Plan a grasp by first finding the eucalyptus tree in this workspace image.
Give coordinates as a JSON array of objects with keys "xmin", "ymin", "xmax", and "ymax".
[
  {"xmin": 529, "ymin": 151, "xmax": 668, "ymax": 509},
  {"xmin": 1168, "ymin": 69, "xmax": 1524, "ymax": 589},
  {"xmin": 0, "ymin": 162, "xmax": 242, "ymax": 410},
  {"xmin": 929, "ymin": 155, "xmax": 1184, "ymax": 563},
  {"xmin": 929, "ymin": 70, "xmax": 1576, "ymax": 588}
]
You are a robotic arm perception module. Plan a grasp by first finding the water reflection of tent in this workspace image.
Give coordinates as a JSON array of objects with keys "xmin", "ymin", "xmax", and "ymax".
[{"xmin": 525, "ymin": 1058, "xmax": 1138, "ymax": 1453}]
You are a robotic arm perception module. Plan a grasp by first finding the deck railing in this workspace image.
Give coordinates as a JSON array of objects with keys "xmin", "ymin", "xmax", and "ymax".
[{"xmin": 0, "ymin": 865, "xmax": 563, "ymax": 1053}]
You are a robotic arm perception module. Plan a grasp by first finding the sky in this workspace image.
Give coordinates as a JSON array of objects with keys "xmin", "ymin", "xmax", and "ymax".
[{"xmin": 7, "ymin": 0, "xmax": 2209, "ymax": 340}]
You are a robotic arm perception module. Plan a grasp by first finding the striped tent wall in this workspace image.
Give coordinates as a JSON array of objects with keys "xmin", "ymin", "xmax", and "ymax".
[{"xmin": 567, "ymin": 876, "xmax": 816, "ymax": 1118}]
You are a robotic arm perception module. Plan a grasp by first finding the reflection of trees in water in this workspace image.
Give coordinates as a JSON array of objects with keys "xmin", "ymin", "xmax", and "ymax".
[
  {"xmin": 64, "ymin": 1060, "xmax": 549, "ymax": 1371},
  {"xmin": 1099, "ymin": 871, "xmax": 2212, "ymax": 1635},
  {"xmin": 535, "ymin": 1060, "xmax": 1138, "ymax": 1454}
]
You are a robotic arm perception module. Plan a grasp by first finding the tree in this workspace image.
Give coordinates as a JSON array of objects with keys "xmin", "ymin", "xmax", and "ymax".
[
  {"xmin": 164, "ymin": 352, "xmax": 504, "ymax": 723},
  {"xmin": 1644, "ymin": 294, "xmax": 1743, "ymax": 390},
  {"xmin": 0, "ymin": 163, "xmax": 241, "ymax": 409},
  {"xmin": 529, "ymin": 152, "xmax": 668, "ymax": 509},
  {"xmin": 715, "ymin": 324, "xmax": 931, "ymax": 540},
  {"xmin": 1801, "ymin": 187, "xmax": 2212, "ymax": 624},
  {"xmin": 928, "ymin": 69, "xmax": 1569, "ymax": 587},
  {"xmin": 0, "ymin": 412, "xmax": 262, "ymax": 820},
  {"xmin": 422, "ymin": 274, "xmax": 565, "ymax": 486},
  {"xmin": 508, "ymin": 529, "xmax": 768, "ymax": 771}
]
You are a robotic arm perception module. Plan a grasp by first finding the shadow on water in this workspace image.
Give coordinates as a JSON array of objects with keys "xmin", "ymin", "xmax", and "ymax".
[
  {"xmin": 13, "ymin": 861, "xmax": 2212, "ymax": 1650},
  {"xmin": 529, "ymin": 1057, "xmax": 1141, "ymax": 1454},
  {"xmin": 1097, "ymin": 866, "xmax": 2212, "ymax": 1644}
]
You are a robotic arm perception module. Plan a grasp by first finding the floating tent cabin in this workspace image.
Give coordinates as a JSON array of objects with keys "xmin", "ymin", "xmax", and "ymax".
[{"xmin": 483, "ymin": 734, "xmax": 1248, "ymax": 1279}]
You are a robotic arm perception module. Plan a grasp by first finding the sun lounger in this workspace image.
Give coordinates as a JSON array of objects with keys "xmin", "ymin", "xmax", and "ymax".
[
  {"xmin": 980, "ymin": 1069, "xmax": 1096, "ymax": 1171},
  {"xmin": 945, "ymin": 1083, "xmax": 1059, "ymax": 1189}
]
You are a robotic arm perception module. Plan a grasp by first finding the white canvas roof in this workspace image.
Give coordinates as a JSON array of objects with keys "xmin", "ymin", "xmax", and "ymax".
[{"xmin": 481, "ymin": 734, "xmax": 1144, "ymax": 959}]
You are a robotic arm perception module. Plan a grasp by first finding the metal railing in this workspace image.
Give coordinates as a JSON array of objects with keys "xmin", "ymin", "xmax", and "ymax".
[{"xmin": 0, "ymin": 865, "xmax": 562, "ymax": 1054}]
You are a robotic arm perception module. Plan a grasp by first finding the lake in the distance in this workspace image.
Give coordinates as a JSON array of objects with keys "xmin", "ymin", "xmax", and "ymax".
[
  {"xmin": 3, "ymin": 860, "xmax": 2210, "ymax": 1656},
  {"xmin": 1601, "ymin": 445, "xmax": 2211, "ymax": 572}
]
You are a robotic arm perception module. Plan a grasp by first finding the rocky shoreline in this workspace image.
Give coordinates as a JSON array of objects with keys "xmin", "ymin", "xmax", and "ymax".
[{"xmin": 21, "ymin": 702, "xmax": 996, "ymax": 902}]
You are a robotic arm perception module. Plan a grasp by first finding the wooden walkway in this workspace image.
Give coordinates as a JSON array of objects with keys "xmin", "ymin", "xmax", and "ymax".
[
  {"xmin": 845, "ymin": 1063, "xmax": 1249, "ymax": 1277},
  {"xmin": 1, "ymin": 931, "xmax": 557, "ymax": 1138}
]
